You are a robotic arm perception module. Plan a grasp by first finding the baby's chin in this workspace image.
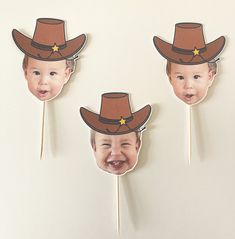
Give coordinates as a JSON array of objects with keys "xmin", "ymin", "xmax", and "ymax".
[
  {"xmin": 96, "ymin": 161, "xmax": 127, "ymax": 175},
  {"xmin": 100, "ymin": 161, "xmax": 137, "ymax": 176}
]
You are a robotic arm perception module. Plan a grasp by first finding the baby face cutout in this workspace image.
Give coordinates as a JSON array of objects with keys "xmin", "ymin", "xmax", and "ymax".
[
  {"xmin": 167, "ymin": 62, "xmax": 216, "ymax": 105},
  {"xmin": 153, "ymin": 22, "xmax": 225, "ymax": 105},
  {"xmin": 24, "ymin": 57, "xmax": 72, "ymax": 101},
  {"xmin": 91, "ymin": 131, "xmax": 141, "ymax": 176},
  {"xmin": 80, "ymin": 92, "xmax": 151, "ymax": 176},
  {"xmin": 12, "ymin": 18, "xmax": 87, "ymax": 101}
]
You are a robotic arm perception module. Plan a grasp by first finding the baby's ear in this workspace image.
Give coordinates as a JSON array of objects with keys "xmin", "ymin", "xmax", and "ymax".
[
  {"xmin": 208, "ymin": 70, "xmax": 216, "ymax": 87},
  {"xmin": 136, "ymin": 139, "xmax": 141, "ymax": 151},
  {"xmin": 92, "ymin": 142, "xmax": 97, "ymax": 152},
  {"xmin": 24, "ymin": 69, "xmax": 28, "ymax": 80},
  {"xmin": 63, "ymin": 68, "xmax": 73, "ymax": 84},
  {"xmin": 168, "ymin": 76, "xmax": 172, "ymax": 84}
]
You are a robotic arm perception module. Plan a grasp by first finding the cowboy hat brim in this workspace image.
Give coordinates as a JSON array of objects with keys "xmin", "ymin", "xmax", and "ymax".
[
  {"xmin": 80, "ymin": 105, "xmax": 151, "ymax": 135},
  {"xmin": 12, "ymin": 29, "xmax": 87, "ymax": 61},
  {"xmin": 153, "ymin": 36, "xmax": 225, "ymax": 65}
]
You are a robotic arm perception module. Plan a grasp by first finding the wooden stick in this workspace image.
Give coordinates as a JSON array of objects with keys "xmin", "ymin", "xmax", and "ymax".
[
  {"xmin": 188, "ymin": 105, "xmax": 191, "ymax": 165},
  {"xmin": 40, "ymin": 101, "xmax": 46, "ymax": 160},
  {"xmin": 116, "ymin": 176, "xmax": 120, "ymax": 235}
]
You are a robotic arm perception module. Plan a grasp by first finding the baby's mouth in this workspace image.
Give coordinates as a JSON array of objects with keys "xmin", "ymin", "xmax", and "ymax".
[
  {"xmin": 185, "ymin": 94, "xmax": 194, "ymax": 99},
  {"xmin": 107, "ymin": 158, "xmax": 126, "ymax": 169},
  {"xmin": 38, "ymin": 89, "xmax": 49, "ymax": 96},
  {"xmin": 39, "ymin": 90, "xmax": 48, "ymax": 94}
]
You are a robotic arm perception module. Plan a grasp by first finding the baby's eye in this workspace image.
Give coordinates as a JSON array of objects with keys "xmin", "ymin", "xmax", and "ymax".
[
  {"xmin": 33, "ymin": 71, "xmax": 40, "ymax": 75},
  {"xmin": 176, "ymin": 75, "xmax": 184, "ymax": 80},
  {"xmin": 101, "ymin": 143, "xmax": 111, "ymax": 148},
  {"xmin": 194, "ymin": 75, "xmax": 201, "ymax": 79},
  {"xmin": 50, "ymin": 71, "xmax": 57, "ymax": 76},
  {"xmin": 121, "ymin": 142, "xmax": 131, "ymax": 147}
]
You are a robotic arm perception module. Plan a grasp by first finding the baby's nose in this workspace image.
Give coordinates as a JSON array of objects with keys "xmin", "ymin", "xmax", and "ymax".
[
  {"xmin": 184, "ymin": 79, "xmax": 193, "ymax": 89},
  {"xmin": 111, "ymin": 145, "xmax": 122, "ymax": 155},
  {"xmin": 38, "ymin": 75, "xmax": 49, "ymax": 85}
]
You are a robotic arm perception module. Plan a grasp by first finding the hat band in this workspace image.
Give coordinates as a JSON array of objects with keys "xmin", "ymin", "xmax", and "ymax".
[
  {"xmin": 172, "ymin": 46, "xmax": 206, "ymax": 55},
  {"xmin": 31, "ymin": 40, "xmax": 66, "ymax": 51},
  {"xmin": 99, "ymin": 115, "xmax": 133, "ymax": 125}
]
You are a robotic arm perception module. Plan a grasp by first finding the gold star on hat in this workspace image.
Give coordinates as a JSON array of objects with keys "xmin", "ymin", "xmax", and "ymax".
[
  {"xmin": 119, "ymin": 117, "xmax": 126, "ymax": 125},
  {"xmin": 192, "ymin": 48, "xmax": 200, "ymax": 56},
  {"xmin": 52, "ymin": 44, "xmax": 59, "ymax": 52}
]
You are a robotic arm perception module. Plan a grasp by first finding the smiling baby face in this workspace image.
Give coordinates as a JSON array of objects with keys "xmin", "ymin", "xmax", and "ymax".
[{"xmin": 91, "ymin": 131, "xmax": 141, "ymax": 176}]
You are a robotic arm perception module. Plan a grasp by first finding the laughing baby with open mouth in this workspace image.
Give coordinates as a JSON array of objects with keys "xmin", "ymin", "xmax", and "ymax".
[
  {"xmin": 90, "ymin": 130, "xmax": 141, "ymax": 175},
  {"xmin": 80, "ymin": 92, "xmax": 151, "ymax": 176}
]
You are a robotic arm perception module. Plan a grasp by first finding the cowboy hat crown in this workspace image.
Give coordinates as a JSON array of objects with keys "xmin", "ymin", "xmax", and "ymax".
[
  {"xmin": 153, "ymin": 22, "xmax": 225, "ymax": 65},
  {"xmin": 80, "ymin": 92, "xmax": 151, "ymax": 135},
  {"xmin": 12, "ymin": 18, "xmax": 87, "ymax": 61}
]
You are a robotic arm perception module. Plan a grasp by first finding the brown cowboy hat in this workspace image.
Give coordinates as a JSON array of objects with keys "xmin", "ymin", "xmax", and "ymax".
[
  {"xmin": 80, "ymin": 92, "xmax": 151, "ymax": 135},
  {"xmin": 153, "ymin": 22, "xmax": 225, "ymax": 65},
  {"xmin": 12, "ymin": 18, "xmax": 87, "ymax": 61}
]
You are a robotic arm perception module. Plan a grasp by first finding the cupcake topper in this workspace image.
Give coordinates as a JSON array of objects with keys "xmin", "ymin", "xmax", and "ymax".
[
  {"xmin": 80, "ymin": 92, "xmax": 152, "ymax": 234},
  {"xmin": 12, "ymin": 18, "xmax": 87, "ymax": 159},
  {"xmin": 153, "ymin": 22, "xmax": 225, "ymax": 163}
]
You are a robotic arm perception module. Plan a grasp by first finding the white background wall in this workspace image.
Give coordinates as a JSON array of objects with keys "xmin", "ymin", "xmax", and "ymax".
[{"xmin": 1, "ymin": 0, "xmax": 234, "ymax": 238}]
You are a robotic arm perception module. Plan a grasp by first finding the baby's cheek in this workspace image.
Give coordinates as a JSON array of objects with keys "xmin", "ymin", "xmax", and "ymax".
[
  {"xmin": 52, "ymin": 81, "xmax": 64, "ymax": 91},
  {"xmin": 198, "ymin": 85, "xmax": 208, "ymax": 96},
  {"xmin": 97, "ymin": 148, "xmax": 108, "ymax": 154}
]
